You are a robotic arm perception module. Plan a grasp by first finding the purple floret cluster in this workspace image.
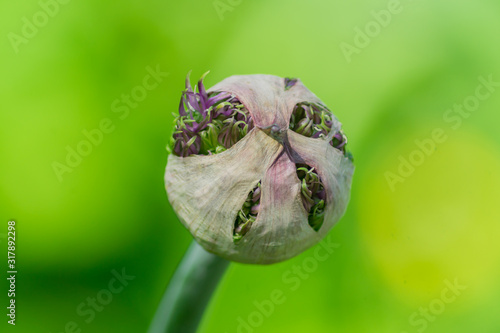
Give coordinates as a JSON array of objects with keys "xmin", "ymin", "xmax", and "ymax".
[
  {"xmin": 289, "ymin": 101, "xmax": 347, "ymax": 153},
  {"xmin": 171, "ymin": 74, "xmax": 254, "ymax": 157}
]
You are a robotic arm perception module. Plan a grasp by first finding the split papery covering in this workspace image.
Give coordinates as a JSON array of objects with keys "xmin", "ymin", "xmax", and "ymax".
[{"xmin": 165, "ymin": 74, "xmax": 354, "ymax": 264}]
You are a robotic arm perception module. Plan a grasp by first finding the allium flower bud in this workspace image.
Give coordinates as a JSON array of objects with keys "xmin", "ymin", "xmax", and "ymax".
[{"xmin": 165, "ymin": 73, "xmax": 354, "ymax": 264}]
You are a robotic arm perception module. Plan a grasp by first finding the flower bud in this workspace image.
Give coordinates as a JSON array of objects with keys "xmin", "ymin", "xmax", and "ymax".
[{"xmin": 165, "ymin": 73, "xmax": 354, "ymax": 264}]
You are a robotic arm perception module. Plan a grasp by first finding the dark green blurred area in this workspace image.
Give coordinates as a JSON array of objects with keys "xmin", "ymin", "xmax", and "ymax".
[{"xmin": 1, "ymin": 0, "xmax": 500, "ymax": 332}]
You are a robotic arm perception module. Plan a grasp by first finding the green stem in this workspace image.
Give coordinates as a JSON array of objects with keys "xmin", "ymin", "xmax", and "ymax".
[{"xmin": 148, "ymin": 240, "xmax": 230, "ymax": 333}]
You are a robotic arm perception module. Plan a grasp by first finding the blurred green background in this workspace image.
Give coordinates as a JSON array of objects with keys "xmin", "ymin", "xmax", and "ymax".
[{"xmin": 1, "ymin": 0, "xmax": 499, "ymax": 332}]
